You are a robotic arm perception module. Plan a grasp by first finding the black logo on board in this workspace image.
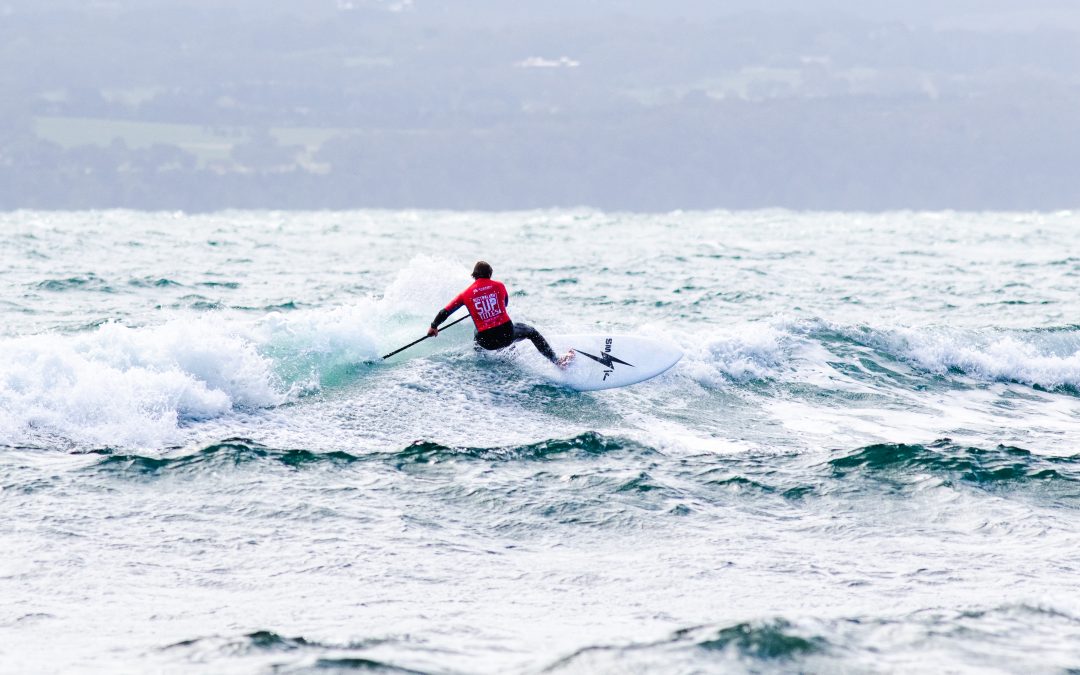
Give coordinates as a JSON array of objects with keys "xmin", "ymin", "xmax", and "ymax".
[{"xmin": 574, "ymin": 338, "xmax": 633, "ymax": 380}]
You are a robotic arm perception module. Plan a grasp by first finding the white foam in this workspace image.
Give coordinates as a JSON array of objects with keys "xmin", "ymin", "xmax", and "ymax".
[
  {"xmin": 0, "ymin": 318, "xmax": 282, "ymax": 449},
  {"xmin": 672, "ymin": 323, "xmax": 789, "ymax": 387},
  {"xmin": 0, "ymin": 255, "xmax": 475, "ymax": 449},
  {"xmin": 886, "ymin": 328, "xmax": 1080, "ymax": 389},
  {"xmin": 254, "ymin": 302, "xmax": 383, "ymax": 393},
  {"xmin": 380, "ymin": 254, "xmax": 470, "ymax": 319}
]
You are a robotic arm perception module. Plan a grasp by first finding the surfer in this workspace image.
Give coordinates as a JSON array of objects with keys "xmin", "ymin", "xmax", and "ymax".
[{"xmin": 428, "ymin": 261, "xmax": 572, "ymax": 367}]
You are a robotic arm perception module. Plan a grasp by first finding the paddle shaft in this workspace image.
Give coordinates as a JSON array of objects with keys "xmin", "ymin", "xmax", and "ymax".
[{"xmin": 381, "ymin": 313, "xmax": 470, "ymax": 360}]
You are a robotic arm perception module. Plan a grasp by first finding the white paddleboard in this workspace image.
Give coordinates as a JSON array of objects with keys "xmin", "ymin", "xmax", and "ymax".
[{"xmin": 547, "ymin": 334, "xmax": 682, "ymax": 391}]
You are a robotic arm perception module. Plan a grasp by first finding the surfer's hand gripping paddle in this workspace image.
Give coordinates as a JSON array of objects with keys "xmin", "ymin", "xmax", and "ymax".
[{"xmin": 380, "ymin": 313, "xmax": 469, "ymax": 360}]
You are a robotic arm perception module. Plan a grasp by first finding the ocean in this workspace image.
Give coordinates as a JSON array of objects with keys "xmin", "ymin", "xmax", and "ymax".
[{"xmin": 2, "ymin": 209, "xmax": 1079, "ymax": 674}]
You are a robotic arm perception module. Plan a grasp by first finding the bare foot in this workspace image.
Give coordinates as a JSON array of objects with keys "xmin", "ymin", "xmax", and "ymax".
[{"xmin": 557, "ymin": 350, "xmax": 575, "ymax": 369}]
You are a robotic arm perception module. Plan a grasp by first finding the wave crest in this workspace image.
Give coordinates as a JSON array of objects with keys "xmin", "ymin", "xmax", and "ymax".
[
  {"xmin": 680, "ymin": 324, "xmax": 788, "ymax": 387},
  {"xmin": 0, "ymin": 255, "xmax": 471, "ymax": 450},
  {"xmin": 829, "ymin": 439, "xmax": 1080, "ymax": 486},
  {"xmin": 91, "ymin": 439, "xmax": 362, "ymax": 477},
  {"xmin": 84, "ymin": 432, "xmax": 645, "ymax": 480},
  {"xmin": 827, "ymin": 323, "xmax": 1080, "ymax": 392},
  {"xmin": 396, "ymin": 431, "xmax": 643, "ymax": 465},
  {"xmin": 0, "ymin": 320, "xmax": 284, "ymax": 448}
]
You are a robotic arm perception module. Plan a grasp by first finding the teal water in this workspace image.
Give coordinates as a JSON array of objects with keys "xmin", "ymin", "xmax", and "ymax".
[{"xmin": 2, "ymin": 210, "xmax": 1080, "ymax": 673}]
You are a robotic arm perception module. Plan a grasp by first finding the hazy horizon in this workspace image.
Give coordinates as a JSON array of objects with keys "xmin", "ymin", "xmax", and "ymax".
[{"xmin": 2, "ymin": 0, "xmax": 1079, "ymax": 211}]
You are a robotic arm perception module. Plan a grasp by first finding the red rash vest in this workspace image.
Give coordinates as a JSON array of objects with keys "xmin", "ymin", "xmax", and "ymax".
[{"xmin": 445, "ymin": 279, "xmax": 511, "ymax": 332}]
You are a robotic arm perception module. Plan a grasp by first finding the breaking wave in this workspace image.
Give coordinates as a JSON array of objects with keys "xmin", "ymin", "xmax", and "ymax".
[
  {"xmin": 0, "ymin": 257, "xmax": 468, "ymax": 449},
  {"xmin": 820, "ymin": 322, "xmax": 1080, "ymax": 391},
  {"xmin": 4, "ymin": 295, "xmax": 1080, "ymax": 451}
]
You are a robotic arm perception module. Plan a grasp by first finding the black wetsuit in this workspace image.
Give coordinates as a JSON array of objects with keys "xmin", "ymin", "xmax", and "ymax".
[{"xmin": 474, "ymin": 321, "xmax": 558, "ymax": 362}]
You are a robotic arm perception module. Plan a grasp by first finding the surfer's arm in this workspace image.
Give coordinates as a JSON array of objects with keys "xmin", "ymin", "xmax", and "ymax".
[
  {"xmin": 430, "ymin": 307, "xmax": 452, "ymax": 329},
  {"xmin": 428, "ymin": 298, "xmax": 464, "ymax": 336}
]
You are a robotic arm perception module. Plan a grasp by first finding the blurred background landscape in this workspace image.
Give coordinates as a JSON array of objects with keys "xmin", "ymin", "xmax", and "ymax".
[{"xmin": 2, "ymin": 0, "xmax": 1079, "ymax": 211}]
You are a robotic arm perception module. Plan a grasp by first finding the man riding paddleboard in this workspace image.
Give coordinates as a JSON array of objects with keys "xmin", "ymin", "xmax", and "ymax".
[{"xmin": 428, "ymin": 261, "xmax": 572, "ymax": 367}]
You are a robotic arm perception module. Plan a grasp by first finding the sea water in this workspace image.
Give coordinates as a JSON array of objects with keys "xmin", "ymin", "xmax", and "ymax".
[{"xmin": 1, "ymin": 209, "xmax": 1079, "ymax": 673}]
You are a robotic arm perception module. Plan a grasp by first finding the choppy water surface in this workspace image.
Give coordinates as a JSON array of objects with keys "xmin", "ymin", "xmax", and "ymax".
[{"xmin": 2, "ymin": 210, "xmax": 1080, "ymax": 674}]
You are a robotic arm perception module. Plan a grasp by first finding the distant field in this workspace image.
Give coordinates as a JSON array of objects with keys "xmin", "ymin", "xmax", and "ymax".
[{"xmin": 33, "ymin": 117, "xmax": 345, "ymax": 167}]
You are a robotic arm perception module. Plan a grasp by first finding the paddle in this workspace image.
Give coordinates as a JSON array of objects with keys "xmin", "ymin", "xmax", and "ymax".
[{"xmin": 380, "ymin": 313, "xmax": 470, "ymax": 360}]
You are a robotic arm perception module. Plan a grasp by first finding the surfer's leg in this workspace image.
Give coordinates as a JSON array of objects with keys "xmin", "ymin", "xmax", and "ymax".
[{"xmin": 511, "ymin": 323, "xmax": 558, "ymax": 363}]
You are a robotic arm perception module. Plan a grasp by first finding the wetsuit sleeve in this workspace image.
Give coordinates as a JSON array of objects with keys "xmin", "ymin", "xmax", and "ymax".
[{"xmin": 431, "ymin": 295, "xmax": 464, "ymax": 328}]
